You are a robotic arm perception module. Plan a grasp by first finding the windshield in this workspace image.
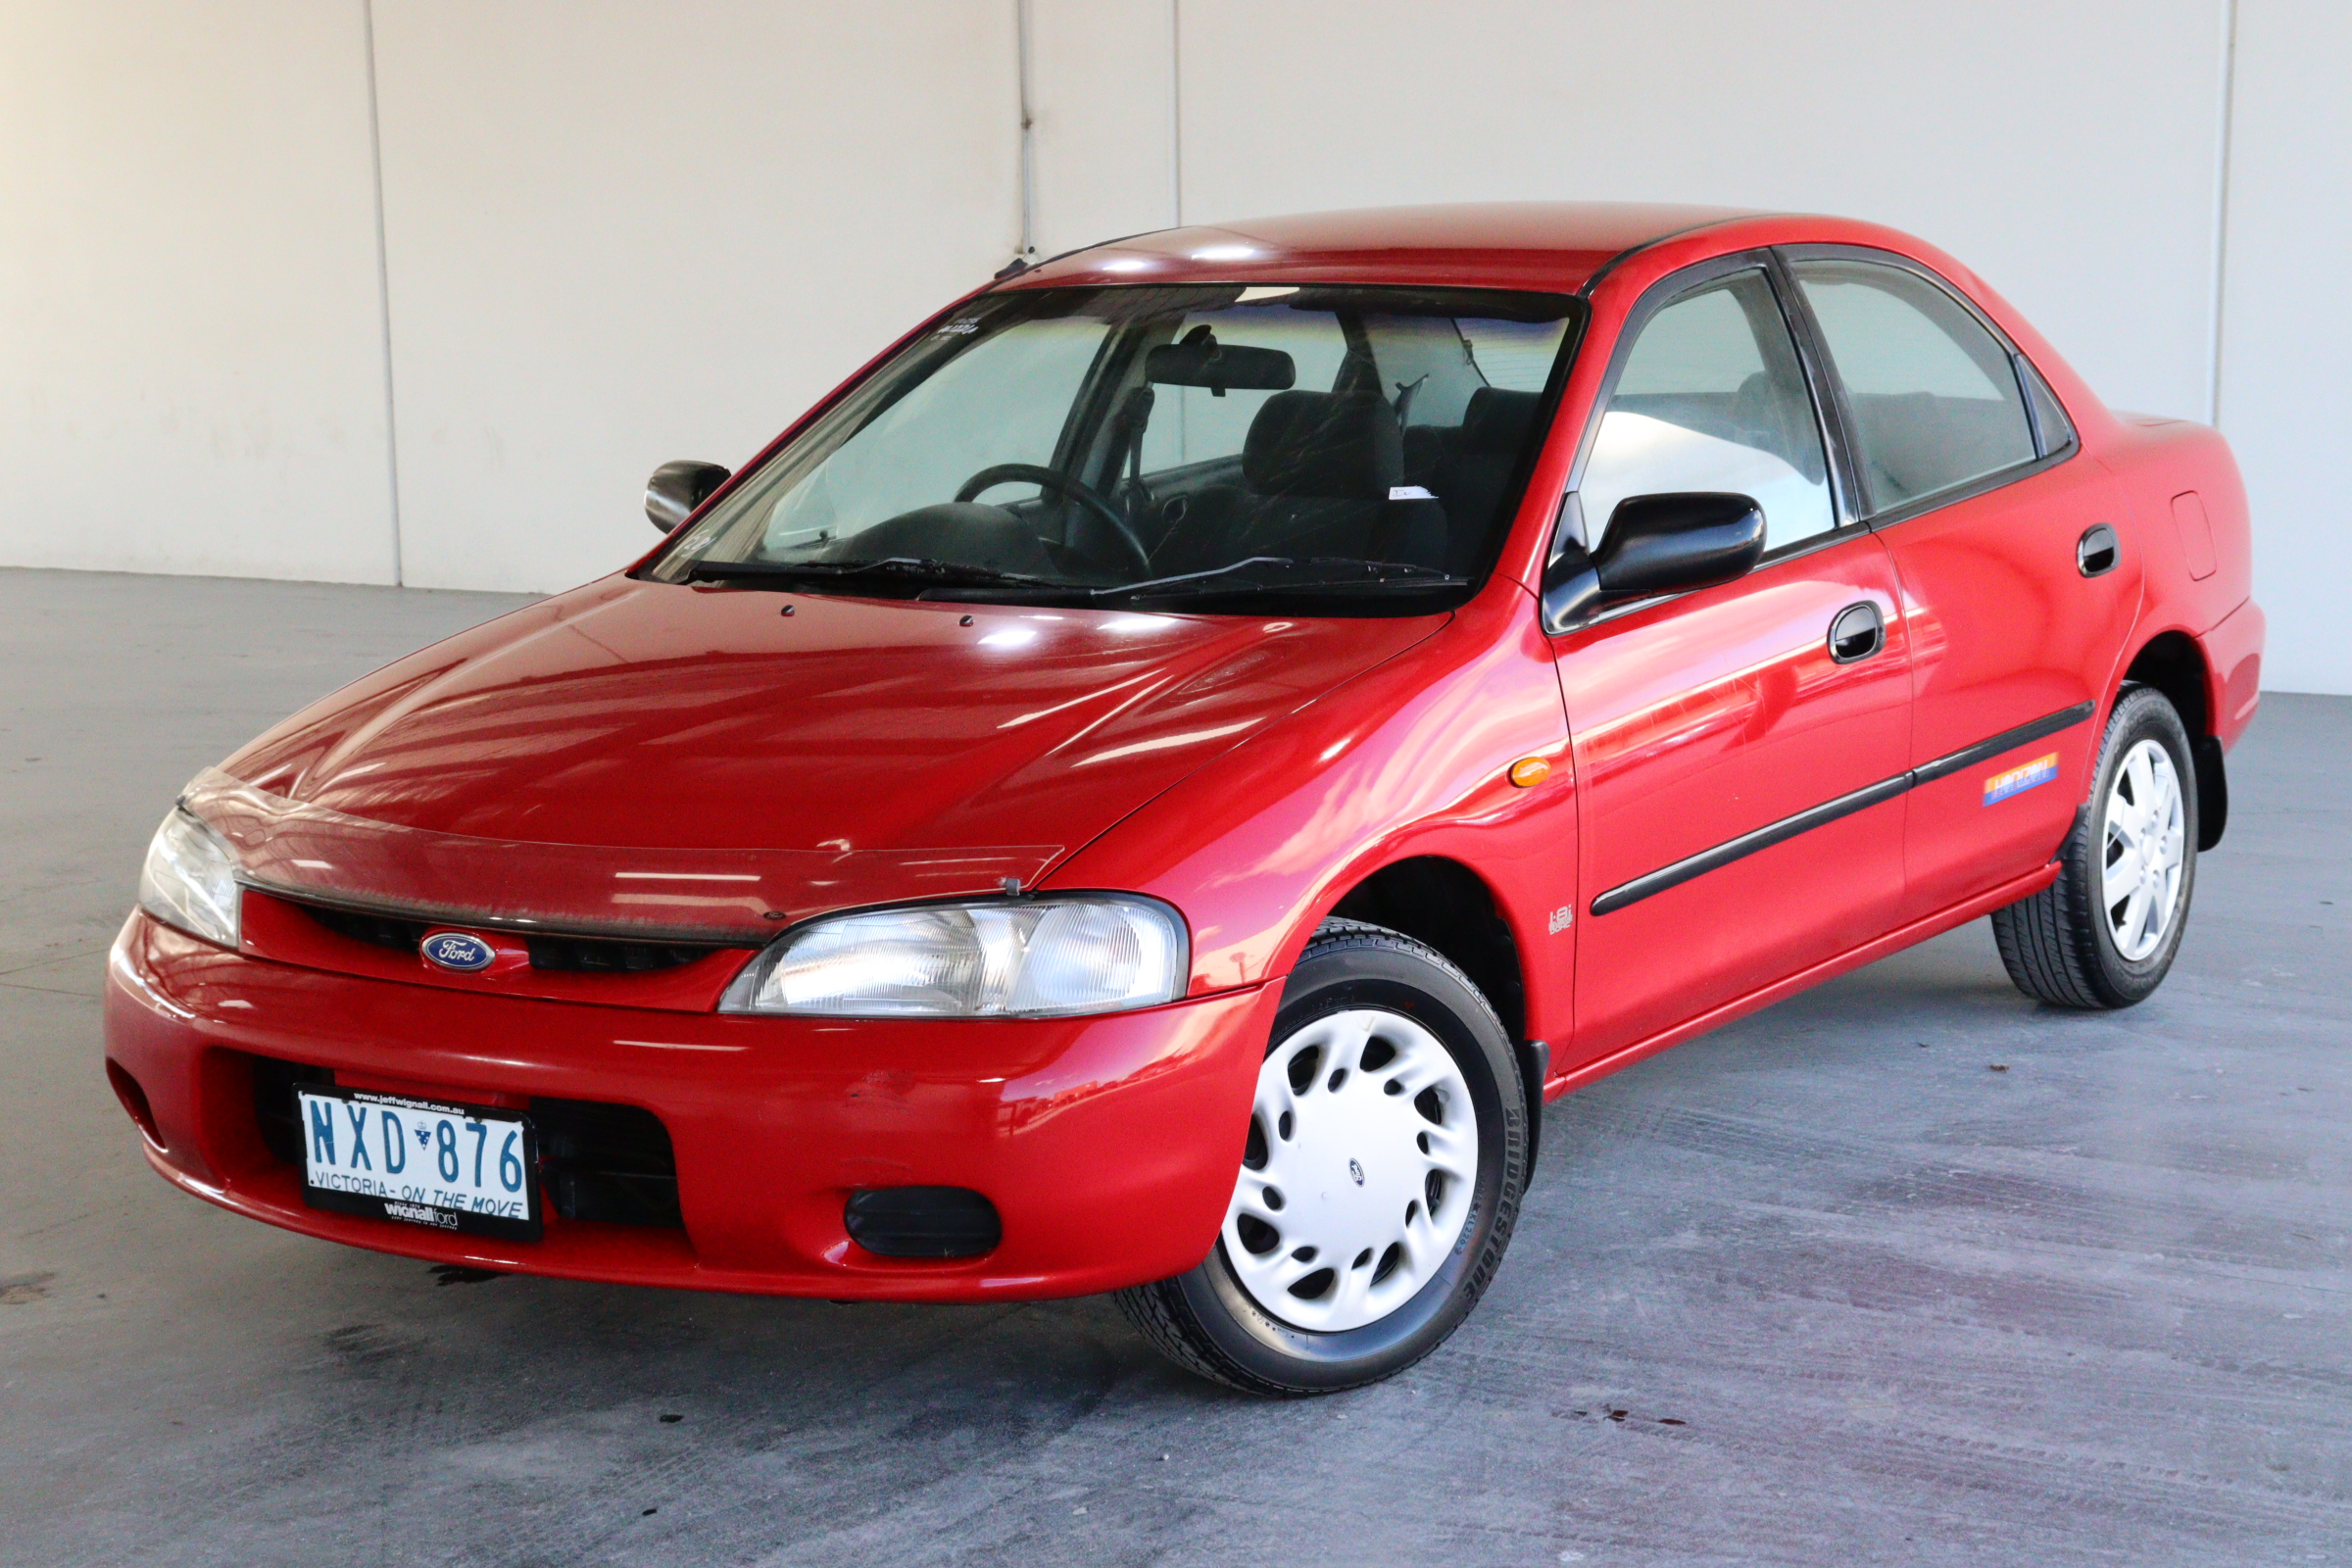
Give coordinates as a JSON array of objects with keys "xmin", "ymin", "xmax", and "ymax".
[{"xmin": 646, "ymin": 284, "xmax": 1582, "ymax": 612}]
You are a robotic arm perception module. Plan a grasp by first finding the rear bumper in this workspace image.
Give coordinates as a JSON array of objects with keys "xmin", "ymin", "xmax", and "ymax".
[
  {"xmin": 2200, "ymin": 595, "xmax": 2266, "ymax": 751},
  {"xmin": 103, "ymin": 911, "xmax": 1275, "ymax": 1300}
]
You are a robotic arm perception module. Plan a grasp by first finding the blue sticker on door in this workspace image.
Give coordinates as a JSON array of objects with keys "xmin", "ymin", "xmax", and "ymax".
[{"xmin": 1983, "ymin": 752, "xmax": 2059, "ymax": 807}]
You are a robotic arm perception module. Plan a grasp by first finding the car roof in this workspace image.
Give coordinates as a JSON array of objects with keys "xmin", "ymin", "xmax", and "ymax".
[{"xmin": 1006, "ymin": 202, "xmax": 1765, "ymax": 295}]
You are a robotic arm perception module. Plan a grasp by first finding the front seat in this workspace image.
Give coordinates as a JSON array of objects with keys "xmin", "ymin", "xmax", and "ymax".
[
  {"xmin": 1160, "ymin": 390, "xmax": 1445, "ymax": 573},
  {"xmin": 1429, "ymin": 387, "xmax": 1540, "ymax": 575}
]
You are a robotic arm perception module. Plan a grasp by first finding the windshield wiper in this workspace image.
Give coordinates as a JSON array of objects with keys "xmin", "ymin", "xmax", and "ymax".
[
  {"xmin": 680, "ymin": 553, "xmax": 1465, "ymax": 605},
  {"xmin": 682, "ymin": 556, "xmax": 1063, "ymax": 592},
  {"xmin": 1087, "ymin": 557, "xmax": 1466, "ymax": 601}
]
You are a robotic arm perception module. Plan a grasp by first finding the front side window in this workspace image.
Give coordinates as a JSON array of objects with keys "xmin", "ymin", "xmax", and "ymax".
[
  {"xmin": 1791, "ymin": 260, "xmax": 2036, "ymax": 512},
  {"xmin": 649, "ymin": 285, "xmax": 1580, "ymax": 613},
  {"xmin": 1577, "ymin": 270, "xmax": 1836, "ymax": 556}
]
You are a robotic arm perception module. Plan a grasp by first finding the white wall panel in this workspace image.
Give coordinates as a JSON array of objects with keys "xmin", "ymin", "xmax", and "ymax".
[
  {"xmin": 370, "ymin": 2, "xmax": 1021, "ymax": 593},
  {"xmin": 1027, "ymin": 0, "xmax": 1176, "ymax": 257},
  {"xmin": 0, "ymin": 1, "xmax": 397, "ymax": 583},
  {"xmin": 0, "ymin": 0, "xmax": 2338, "ymax": 690},
  {"xmin": 2217, "ymin": 0, "xmax": 2350, "ymax": 695},
  {"xmin": 1172, "ymin": 0, "xmax": 2227, "ymax": 424}
]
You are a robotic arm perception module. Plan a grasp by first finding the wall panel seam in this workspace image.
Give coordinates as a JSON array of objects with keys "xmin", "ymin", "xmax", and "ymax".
[
  {"xmin": 362, "ymin": 0, "xmax": 404, "ymax": 585},
  {"xmin": 2209, "ymin": 0, "xmax": 2239, "ymax": 427}
]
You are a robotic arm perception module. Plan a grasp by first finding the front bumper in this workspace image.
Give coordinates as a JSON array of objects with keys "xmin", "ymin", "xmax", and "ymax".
[{"xmin": 103, "ymin": 910, "xmax": 1277, "ymax": 1300}]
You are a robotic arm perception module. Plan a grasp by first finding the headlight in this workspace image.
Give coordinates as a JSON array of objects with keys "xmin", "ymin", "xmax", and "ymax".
[
  {"xmin": 722, "ymin": 896, "xmax": 1187, "ymax": 1018},
  {"xmin": 137, "ymin": 806, "xmax": 242, "ymax": 949}
]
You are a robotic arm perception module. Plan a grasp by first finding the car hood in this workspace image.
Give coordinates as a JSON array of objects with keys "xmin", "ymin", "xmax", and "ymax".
[{"xmin": 217, "ymin": 578, "xmax": 1441, "ymax": 933}]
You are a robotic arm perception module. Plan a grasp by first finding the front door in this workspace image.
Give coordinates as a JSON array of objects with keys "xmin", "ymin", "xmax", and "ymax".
[
  {"xmin": 1550, "ymin": 260, "xmax": 1914, "ymax": 1069},
  {"xmin": 1785, "ymin": 253, "xmax": 2141, "ymax": 919}
]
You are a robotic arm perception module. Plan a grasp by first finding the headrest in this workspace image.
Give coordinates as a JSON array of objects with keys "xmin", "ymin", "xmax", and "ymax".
[
  {"xmin": 1243, "ymin": 391, "xmax": 1404, "ymax": 499},
  {"xmin": 1459, "ymin": 387, "xmax": 1542, "ymax": 454}
]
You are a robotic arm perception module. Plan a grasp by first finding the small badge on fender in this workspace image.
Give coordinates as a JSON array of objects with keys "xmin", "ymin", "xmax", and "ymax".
[
  {"xmin": 419, "ymin": 930, "xmax": 496, "ymax": 972},
  {"xmin": 1983, "ymin": 752, "xmax": 2059, "ymax": 807}
]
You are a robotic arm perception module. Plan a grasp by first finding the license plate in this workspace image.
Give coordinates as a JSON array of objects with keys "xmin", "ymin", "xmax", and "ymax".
[{"xmin": 296, "ymin": 1087, "xmax": 541, "ymax": 1243}]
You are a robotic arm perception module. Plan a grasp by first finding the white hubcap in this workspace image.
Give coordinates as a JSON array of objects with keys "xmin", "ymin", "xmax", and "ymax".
[
  {"xmin": 1222, "ymin": 1008, "xmax": 1478, "ymax": 1332},
  {"xmin": 2100, "ymin": 737, "xmax": 2186, "ymax": 962}
]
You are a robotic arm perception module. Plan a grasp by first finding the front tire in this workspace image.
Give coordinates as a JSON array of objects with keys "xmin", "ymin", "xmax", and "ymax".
[
  {"xmin": 1115, "ymin": 921, "xmax": 1529, "ymax": 1396},
  {"xmin": 1992, "ymin": 685, "xmax": 2198, "ymax": 1008}
]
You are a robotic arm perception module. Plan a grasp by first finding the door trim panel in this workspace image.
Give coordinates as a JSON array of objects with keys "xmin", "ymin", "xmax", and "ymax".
[{"xmin": 1591, "ymin": 699, "xmax": 2095, "ymax": 916}]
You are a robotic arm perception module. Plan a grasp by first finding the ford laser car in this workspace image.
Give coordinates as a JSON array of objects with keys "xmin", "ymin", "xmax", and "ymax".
[{"xmin": 107, "ymin": 204, "xmax": 2264, "ymax": 1394}]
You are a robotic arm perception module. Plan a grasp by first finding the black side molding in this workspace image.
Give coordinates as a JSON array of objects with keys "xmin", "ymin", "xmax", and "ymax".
[
  {"xmin": 1592, "ymin": 701, "xmax": 2098, "ymax": 917},
  {"xmin": 1908, "ymin": 702, "xmax": 2095, "ymax": 786},
  {"xmin": 1591, "ymin": 774, "xmax": 1911, "ymax": 917}
]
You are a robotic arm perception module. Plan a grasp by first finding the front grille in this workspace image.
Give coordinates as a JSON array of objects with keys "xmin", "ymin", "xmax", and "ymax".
[
  {"xmin": 246, "ymin": 1056, "xmax": 683, "ymax": 1230},
  {"xmin": 526, "ymin": 937, "xmax": 711, "ymax": 974},
  {"xmin": 302, "ymin": 903, "xmax": 429, "ymax": 952},
  {"xmin": 291, "ymin": 899, "xmax": 721, "ymax": 975}
]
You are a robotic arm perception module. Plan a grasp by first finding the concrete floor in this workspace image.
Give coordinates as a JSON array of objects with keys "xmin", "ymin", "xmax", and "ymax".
[{"xmin": 3, "ymin": 565, "xmax": 2347, "ymax": 1567}]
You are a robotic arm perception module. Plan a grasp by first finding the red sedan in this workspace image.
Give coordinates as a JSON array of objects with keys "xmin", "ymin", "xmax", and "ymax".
[{"xmin": 107, "ymin": 204, "xmax": 2263, "ymax": 1394}]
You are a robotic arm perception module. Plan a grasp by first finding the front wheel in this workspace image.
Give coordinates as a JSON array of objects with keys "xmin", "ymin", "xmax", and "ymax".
[
  {"xmin": 1991, "ymin": 684, "xmax": 2198, "ymax": 1008},
  {"xmin": 1114, "ymin": 921, "xmax": 1529, "ymax": 1396}
]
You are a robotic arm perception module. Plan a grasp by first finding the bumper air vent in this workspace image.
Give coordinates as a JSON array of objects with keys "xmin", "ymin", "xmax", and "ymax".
[
  {"xmin": 844, "ymin": 1187, "xmax": 1003, "ymax": 1258},
  {"xmin": 531, "ymin": 1098, "xmax": 684, "ymax": 1228},
  {"xmin": 291, "ymin": 899, "xmax": 719, "ymax": 974},
  {"xmin": 251, "ymin": 1054, "xmax": 333, "ymax": 1163},
  {"xmin": 107, "ymin": 1060, "xmax": 162, "ymax": 1144}
]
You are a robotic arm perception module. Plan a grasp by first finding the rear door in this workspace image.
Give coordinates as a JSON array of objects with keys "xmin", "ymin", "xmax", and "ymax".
[
  {"xmin": 1550, "ymin": 256, "xmax": 1913, "ymax": 1067},
  {"xmin": 1784, "ymin": 251, "xmax": 2139, "ymax": 919}
]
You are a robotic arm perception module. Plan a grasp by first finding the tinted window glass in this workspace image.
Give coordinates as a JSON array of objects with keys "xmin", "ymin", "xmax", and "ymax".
[
  {"xmin": 761, "ymin": 316, "xmax": 1112, "ymax": 554},
  {"xmin": 1578, "ymin": 270, "xmax": 1835, "ymax": 555},
  {"xmin": 1133, "ymin": 298, "xmax": 1561, "ymax": 478},
  {"xmin": 650, "ymin": 285, "xmax": 1579, "ymax": 613},
  {"xmin": 1793, "ymin": 261, "xmax": 2036, "ymax": 510}
]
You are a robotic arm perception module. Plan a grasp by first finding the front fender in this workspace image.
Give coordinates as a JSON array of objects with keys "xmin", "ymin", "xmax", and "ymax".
[{"xmin": 1042, "ymin": 582, "xmax": 1576, "ymax": 1044}]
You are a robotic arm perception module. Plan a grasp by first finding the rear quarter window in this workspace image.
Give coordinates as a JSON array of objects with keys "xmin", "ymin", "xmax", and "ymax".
[{"xmin": 1792, "ymin": 260, "xmax": 2037, "ymax": 513}]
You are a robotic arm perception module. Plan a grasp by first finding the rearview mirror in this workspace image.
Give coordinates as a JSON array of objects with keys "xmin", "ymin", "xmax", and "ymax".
[
  {"xmin": 647, "ymin": 460, "xmax": 731, "ymax": 532},
  {"xmin": 1145, "ymin": 335, "xmax": 1295, "ymax": 396},
  {"xmin": 1542, "ymin": 491, "xmax": 1766, "ymax": 631}
]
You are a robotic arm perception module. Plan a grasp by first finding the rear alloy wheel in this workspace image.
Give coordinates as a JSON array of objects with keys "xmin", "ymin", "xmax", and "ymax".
[
  {"xmin": 1115, "ymin": 921, "xmax": 1528, "ymax": 1395},
  {"xmin": 1992, "ymin": 684, "xmax": 2199, "ymax": 1007},
  {"xmin": 2098, "ymin": 737, "xmax": 2189, "ymax": 961}
]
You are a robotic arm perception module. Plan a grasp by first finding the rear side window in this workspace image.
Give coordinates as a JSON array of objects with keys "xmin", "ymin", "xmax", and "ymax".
[
  {"xmin": 1791, "ymin": 260, "xmax": 2036, "ymax": 512},
  {"xmin": 1578, "ymin": 270, "xmax": 1836, "ymax": 555}
]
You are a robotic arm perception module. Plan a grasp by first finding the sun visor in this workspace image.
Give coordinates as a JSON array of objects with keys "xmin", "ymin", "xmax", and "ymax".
[{"xmin": 180, "ymin": 767, "xmax": 1061, "ymax": 942}]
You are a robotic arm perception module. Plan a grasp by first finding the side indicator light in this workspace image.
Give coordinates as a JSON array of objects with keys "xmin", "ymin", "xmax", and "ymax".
[{"xmin": 1508, "ymin": 757, "xmax": 1551, "ymax": 789}]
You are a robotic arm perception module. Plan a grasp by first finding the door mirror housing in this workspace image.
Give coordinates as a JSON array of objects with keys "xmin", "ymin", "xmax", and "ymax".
[
  {"xmin": 1542, "ymin": 491, "xmax": 1766, "ymax": 631},
  {"xmin": 647, "ymin": 460, "xmax": 732, "ymax": 532}
]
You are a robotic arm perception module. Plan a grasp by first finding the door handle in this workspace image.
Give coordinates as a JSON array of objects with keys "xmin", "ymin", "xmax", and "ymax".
[
  {"xmin": 2077, "ymin": 523, "xmax": 2119, "ymax": 577},
  {"xmin": 1828, "ymin": 601, "xmax": 1885, "ymax": 664}
]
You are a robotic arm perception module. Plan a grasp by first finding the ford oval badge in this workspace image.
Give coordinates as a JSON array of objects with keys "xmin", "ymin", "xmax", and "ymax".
[{"xmin": 420, "ymin": 930, "xmax": 496, "ymax": 972}]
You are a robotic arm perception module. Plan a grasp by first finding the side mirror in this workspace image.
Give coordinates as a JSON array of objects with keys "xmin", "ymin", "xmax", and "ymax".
[
  {"xmin": 647, "ymin": 460, "xmax": 732, "ymax": 533},
  {"xmin": 1542, "ymin": 492, "xmax": 1766, "ymax": 632}
]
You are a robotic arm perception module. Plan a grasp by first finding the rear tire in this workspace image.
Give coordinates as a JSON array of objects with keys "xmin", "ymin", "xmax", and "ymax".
[
  {"xmin": 1992, "ymin": 685, "xmax": 2198, "ymax": 1008},
  {"xmin": 1115, "ymin": 920, "xmax": 1528, "ymax": 1396}
]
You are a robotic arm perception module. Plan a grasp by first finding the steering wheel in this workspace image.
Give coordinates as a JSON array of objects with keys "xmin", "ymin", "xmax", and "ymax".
[{"xmin": 954, "ymin": 463, "xmax": 1152, "ymax": 573}]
